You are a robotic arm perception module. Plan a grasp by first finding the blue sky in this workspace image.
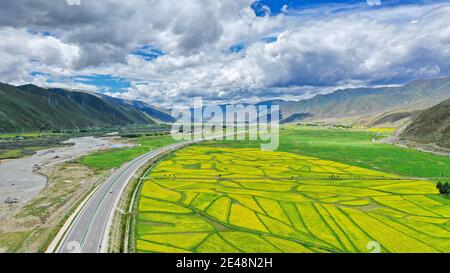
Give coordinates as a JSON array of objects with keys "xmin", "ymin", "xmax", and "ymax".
[
  {"xmin": 96, "ymin": 1, "xmax": 427, "ymax": 94},
  {"xmin": 132, "ymin": 46, "xmax": 165, "ymax": 61},
  {"xmin": 74, "ymin": 75, "xmax": 131, "ymax": 93},
  {"xmin": 258, "ymin": 0, "xmax": 361, "ymax": 12},
  {"xmin": 99, "ymin": 0, "xmax": 449, "ymax": 96},
  {"xmin": 258, "ymin": 0, "xmax": 440, "ymax": 13},
  {"xmin": 2, "ymin": 0, "xmax": 450, "ymax": 106}
]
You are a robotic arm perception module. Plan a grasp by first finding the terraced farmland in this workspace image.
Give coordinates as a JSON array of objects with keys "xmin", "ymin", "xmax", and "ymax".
[{"xmin": 133, "ymin": 146, "xmax": 450, "ymax": 253}]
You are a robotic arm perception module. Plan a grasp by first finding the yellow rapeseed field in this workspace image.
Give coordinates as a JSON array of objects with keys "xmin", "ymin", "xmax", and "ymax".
[{"xmin": 134, "ymin": 146, "xmax": 449, "ymax": 253}]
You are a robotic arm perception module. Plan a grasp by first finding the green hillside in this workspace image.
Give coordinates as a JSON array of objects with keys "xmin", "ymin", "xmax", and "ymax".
[
  {"xmin": 276, "ymin": 77, "xmax": 450, "ymax": 122},
  {"xmin": 0, "ymin": 83, "xmax": 157, "ymax": 132},
  {"xmin": 100, "ymin": 96, "xmax": 176, "ymax": 123},
  {"xmin": 400, "ymin": 99, "xmax": 450, "ymax": 148}
]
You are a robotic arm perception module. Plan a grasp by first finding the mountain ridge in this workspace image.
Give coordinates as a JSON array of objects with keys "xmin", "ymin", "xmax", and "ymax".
[
  {"xmin": 262, "ymin": 76, "xmax": 450, "ymax": 124},
  {"xmin": 399, "ymin": 98, "xmax": 450, "ymax": 149},
  {"xmin": 0, "ymin": 83, "xmax": 173, "ymax": 133},
  {"xmin": 1, "ymin": 76, "xmax": 450, "ymax": 132}
]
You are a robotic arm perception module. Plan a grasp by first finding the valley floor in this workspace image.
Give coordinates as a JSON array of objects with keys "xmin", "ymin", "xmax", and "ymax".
[
  {"xmin": 0, "ymin": 134, "xmax": 173, "ymax": 252},
  {"xmin": 132, "ymin": 126, "xmax": 450, "ymax": 253}
]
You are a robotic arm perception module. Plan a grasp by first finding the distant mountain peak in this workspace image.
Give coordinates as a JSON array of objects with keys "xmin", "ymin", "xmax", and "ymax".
[
  {"xmin": 274, "ymin": 76, "xmax": 450, "ymax": 124},
  {"xmin": 0, "ymin": 83, "xmax": 174, "ymax": 132}
]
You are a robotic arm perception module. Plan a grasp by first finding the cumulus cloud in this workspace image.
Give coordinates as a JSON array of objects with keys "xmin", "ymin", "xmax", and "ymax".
[
  {"xmin": 244, "ymin": 4, "xmax": 450, "ymax": 88},
  {"xmin": 0, "ymin": 0, "xmax": 267, "ymax": 57},
  {"xmin": 0, "ymin": 0, "xmax": 449, "ymax": 107},
  {"xmin": 0, "ymin": 28, "xmax": 79, "ymax": 84}
]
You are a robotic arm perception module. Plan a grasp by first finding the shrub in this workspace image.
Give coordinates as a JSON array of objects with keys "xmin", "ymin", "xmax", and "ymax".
[{"xmin": 436, "ymin": 181, "xmax": 449, "ymax": 195}]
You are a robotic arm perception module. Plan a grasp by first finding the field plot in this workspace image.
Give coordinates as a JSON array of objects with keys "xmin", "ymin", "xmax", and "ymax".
[
  {"xmin": 81, "ymin": 135, "xmax": 176, "ymax": 170},
  {"xmin": 134, "ymin": 146, "xmax": 449, "ymax": 253}
]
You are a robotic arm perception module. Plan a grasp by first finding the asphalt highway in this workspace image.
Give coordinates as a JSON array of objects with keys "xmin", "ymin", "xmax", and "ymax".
[{"xmin": 56, "ymin": 141, "xmax": 192, "ymax": 253}]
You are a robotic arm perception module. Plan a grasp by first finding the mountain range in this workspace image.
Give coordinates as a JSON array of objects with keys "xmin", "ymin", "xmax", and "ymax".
[
  {"xmin": 270, "ymin": 76, "xmax": 450, "ymax": 124},
  {"xmin": 400, "ymin": 98, "xmax": 450, "ymax": 149},
  {"xmin": 1, "ymin": 76, "xmax": 449, "ymax": 133},
  {"xmin": 0, "ymin": 83, "xmax": 173, "ymax": 133}
]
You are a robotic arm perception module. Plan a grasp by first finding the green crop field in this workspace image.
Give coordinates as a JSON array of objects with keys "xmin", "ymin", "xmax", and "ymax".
[
  {"xmin": 0, "ymin": 133, "xmax": 41, "ymax": 139},
  {"xmin": 80, "ymin": 135, "xmax": 177, "ymax": 170},
  {"xmin": 278, "ymin": 126, "xmax": 450, "ymax": 178},
  {"xmin": 134, "ymin": 143, "xmax": 450, "ymax": 253},
  {"xmin": 206, "ymin": 126, "xmax": 450, "ymax": 178}
]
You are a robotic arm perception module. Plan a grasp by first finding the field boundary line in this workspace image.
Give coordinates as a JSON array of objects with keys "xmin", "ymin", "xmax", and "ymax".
[
  {"xmin": 122, "ymin": 160, "xmax": 159, "ymax": 252},
  {"xmin": 149, "ymin": 176, "xmax": 446, "ymax": 181}
]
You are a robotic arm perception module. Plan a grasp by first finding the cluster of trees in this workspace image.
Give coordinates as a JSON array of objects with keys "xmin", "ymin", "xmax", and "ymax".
[{"xmin": 436, "ymin": 180, "xmax": 449, "ymax": 195}]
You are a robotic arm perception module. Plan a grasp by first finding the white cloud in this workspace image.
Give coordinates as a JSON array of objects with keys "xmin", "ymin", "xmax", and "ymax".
[
  {"xmin": 114, "ymin": 3, "xmax": 450, "ymax": 107},
  {"xmin": 0, "ymin": 1, "xmax": 450, "ymax": 107},
  {"xmin": 66, "ymin": 0, "xmax": 81, "ymax": 6},
  {"xmin": 0, "ymin": 28, "xmax": 79, "ymax": 84},
  {"xmin": 367, "ymin": 0, "xmax": 382, "ymax": 7}
]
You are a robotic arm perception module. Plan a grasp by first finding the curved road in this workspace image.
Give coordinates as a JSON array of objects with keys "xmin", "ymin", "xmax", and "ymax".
[{"xmin": 56, "ymin": 141, "xmax": 193, "ymax": 253}]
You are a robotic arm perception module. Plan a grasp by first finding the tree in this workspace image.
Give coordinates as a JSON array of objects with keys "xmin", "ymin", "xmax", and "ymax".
[
  {"xmin": 436, "ymin": 181, "xmax": 449, "ymax": 195},
  {"xmin": 443, "ymin": 183, "xmax": 450, "ymax": 194}
]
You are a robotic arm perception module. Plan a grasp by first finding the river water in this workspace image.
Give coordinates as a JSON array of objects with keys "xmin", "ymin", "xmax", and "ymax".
[{"xmin": 0, "ymin": 137, "xmax": 128, "ymax": 203}]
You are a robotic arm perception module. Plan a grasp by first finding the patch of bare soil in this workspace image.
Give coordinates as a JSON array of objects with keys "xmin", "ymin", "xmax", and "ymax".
[
  {"xmin": 382, "ymin": 137, "xmax": 450, "ymax": 158},
  {"xmin": 0, "ymin": 162, "xmax": 108, "ymax": 252},
  {"xmin": 378, "ymin": 125, "xmax": 450, "ymax": 157}
]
